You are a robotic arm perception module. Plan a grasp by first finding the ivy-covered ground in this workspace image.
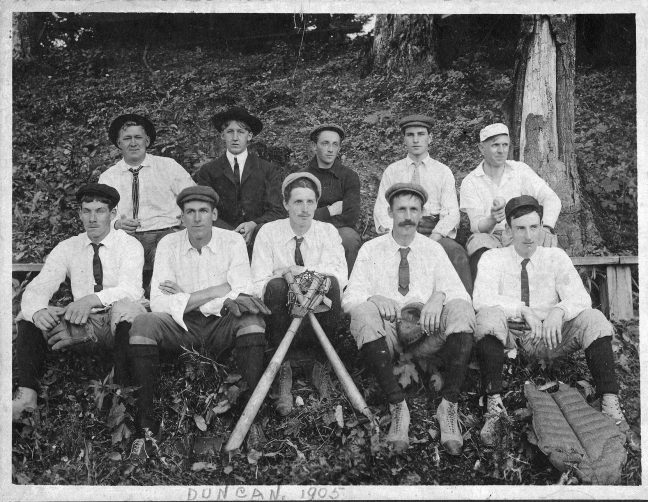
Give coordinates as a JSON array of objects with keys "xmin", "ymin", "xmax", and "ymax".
[{"xmin": 12, "ymin": 32, "xmax": 639, "ymax": 487}]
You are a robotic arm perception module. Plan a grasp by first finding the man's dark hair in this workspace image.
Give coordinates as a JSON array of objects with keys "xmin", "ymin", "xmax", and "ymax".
[
  {"xmin": 283, "ymin": 178, "xmax": 319, "ymax": 203},
  {"xmin": 221, "ymin": 119, "xmax": 252, "ymax": 134},
  {"xmin": 388, "ymin": 190, "xmax": 424, "ymax": 209},
  {"xmin": 312, "ymin": 129, "xmax": 342, "ymax": 143},
  {"xmin": 80, "ymin": 194, "xmax": 117, "ymax": 211},
  {"xmin": 506, "ymin": 205, "xmax": 543, "ymax": 226}
]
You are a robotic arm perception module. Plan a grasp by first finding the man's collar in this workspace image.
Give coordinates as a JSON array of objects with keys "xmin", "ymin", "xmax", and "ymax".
[
  {"xmin": 309, "ymin": 156, "xmax": 342, "ymax": 176},
  {"xmin": 475, "ymin": 159, "xmax": 512, "ymax": 177},
  {"xmin": 83, "ymin": 226, "xmax": 116, "ymax": 247},
  {"xmin": 283, "ymin": 218, "xmax": 314, "ymax": 244},
  {"xmin": 181, "ymin": 228, "xmax": 219, "ymax": 255},
  {"xmin": 120, "ymin": 153, "xmax": 151, "ymax": 171},
  {"xmin": 388, "ymin": 230, "xmax": 418, "ymax": 253},
  {"xmin": 509, "ymin": 244, "xmax": 540, "ymax": 265},
  {"xmin": 406, "ymin": 153, "xmax": 431, "ymax": 165},
  {"xmin": 226, "ymin": 149, "xmax": 248, "ymax": 166}
]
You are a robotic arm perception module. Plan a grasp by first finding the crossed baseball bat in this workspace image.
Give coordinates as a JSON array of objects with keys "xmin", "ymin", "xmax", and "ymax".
[{"xmin": 225, "ymin": 271, "xmax": 375, "ymax": 452}]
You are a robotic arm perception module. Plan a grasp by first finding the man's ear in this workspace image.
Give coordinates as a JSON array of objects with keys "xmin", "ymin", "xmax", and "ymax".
[
  {"xmin": 211, "ymin": 207, "xmax": 218, "ymax": 222},
  {"xmin": 145, "ymin": 135, "xmax": 150, "ymax": 147},
  {"xmin": 110, "ymin": 207, "xmax": 117, "ymax": 220},
  {"xmin": 387, "ymin": 205, "xmax": 393, "ymax": 220}
]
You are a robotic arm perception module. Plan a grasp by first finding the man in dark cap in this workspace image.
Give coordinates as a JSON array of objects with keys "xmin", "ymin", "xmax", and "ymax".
[
  {"xmin": 13, "ymin": 184, "xmax": 145, "ymax": 422},
  {"xmin": 126, "ymin": 185, "xmax": 271, "ymax": 459},
  {"xmin": 374, "ymin": 114, "xmax": 472, "ymax": 294},
  {"xmin": 473, "ymin": 195, "xmax": 628, "ymax": 446},
  {"xmin": 301, "ymin": 124, "xmax": 361, "ymax": 273},
  {"xmin": 99, "ymin": 113, "xmax": 195, "ymax": 268},
  {"xmin": 344, "ymin": 183, "xmax": 475, "ymax": 456},
  {"xmin": 194, "ymin": 106, "xmax": 284, "ymax": 248}
]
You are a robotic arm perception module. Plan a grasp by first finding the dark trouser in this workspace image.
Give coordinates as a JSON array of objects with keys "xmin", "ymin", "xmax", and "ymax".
[
  {"xmin": 214, "ymin": 219, "xmax": 263, "ymax": 258},
  {"xmin": 133, "ymin": 227, "xmax": 180, "ymax": 269},
  {"xmin": 337, "ymin": 226, "xmax": 362, "ymax": 275},
  {"xmin": 263, "ymin": 276, "xmax": 342, "ymax": 360}
]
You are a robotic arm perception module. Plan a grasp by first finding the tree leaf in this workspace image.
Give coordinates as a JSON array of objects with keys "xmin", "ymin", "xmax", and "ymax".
[{"xmin": 193, "ymin": 414, "xmax": 207, "ymax": 431}]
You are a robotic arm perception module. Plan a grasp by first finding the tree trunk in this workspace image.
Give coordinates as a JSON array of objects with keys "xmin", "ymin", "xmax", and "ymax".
[
  {"xmin": 12, "ymin": 13, "xmax": 43, "ymax": 61},
  {"xmin": 371, "ymin": 14, "xmax": 440, "ymax": 75},
  {"xmin": 506, "ymin": 15, "xmax": 601, "ymax": 255}
]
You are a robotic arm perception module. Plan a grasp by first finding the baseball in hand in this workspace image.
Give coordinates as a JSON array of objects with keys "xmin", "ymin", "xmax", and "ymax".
[{"xmin": 492, "ymin": 197, "xmax": 506, "ymax": 210}]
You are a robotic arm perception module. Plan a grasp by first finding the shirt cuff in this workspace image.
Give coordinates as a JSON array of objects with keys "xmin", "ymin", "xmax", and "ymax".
[
  {"xmin": 199, "ymin": 297, "xmax": 225, "ymax": 317},
  {"xmin": 169, "ymin": 292, "xmax": 190, "ymax": 331}
]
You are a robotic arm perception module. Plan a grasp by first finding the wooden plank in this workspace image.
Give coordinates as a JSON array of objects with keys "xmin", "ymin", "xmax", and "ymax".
[
  {"xmin": 603, "ymin": 265, "xmax": 634, "ymax": 321},
  {"xmin": 12, "ymin": 263, "xmax": 43, "ymax": 272},
  {"xmin": 570, "ymin": 256, "xmax": 621, "ymax": 266},
  {"xmin": 619, "ymin": 255, "xmax": 639, "ymax": 265}
]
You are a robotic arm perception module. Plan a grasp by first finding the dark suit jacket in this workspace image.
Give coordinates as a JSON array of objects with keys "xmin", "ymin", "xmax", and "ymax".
[{"xmin": 194, "ymin": 153, "xmax": 285, "ymax": 228}]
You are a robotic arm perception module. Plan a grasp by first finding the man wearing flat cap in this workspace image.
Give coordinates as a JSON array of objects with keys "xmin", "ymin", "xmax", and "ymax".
[
  {"xmin": 13, "ymin": 184, "xmax": 145, "ymax": 422},
  {"xmin": 194, "ymin": 106, "xmax": 284, "ymax": 248},
  {"xmin": 460, "ymin": 122, "xmax": 561, "ymax": 281},
  {"xmin": 301, "ymin": 124, "xmax": 361, "ymax": 273},
  {"xmin": 125, "ymin": 185, "xmax": 271, "ymax": 459},
  {"xmin": 374, "ymin": 114, "xmax": 472, "ymax": 294},
  {"xmin": 99, "ymin": 113, "xmax": 195, "ymax": 268},
  {"xmin": 344, "ymin": 183, "xmax": 475, "ymax": 456},
  {"xmin": 251, "ymin": 172, "xmax": 348, "ymax": 417},
  {"xmin": 472, "ymin": 195, "xmax": 628, "ymax": 446}
]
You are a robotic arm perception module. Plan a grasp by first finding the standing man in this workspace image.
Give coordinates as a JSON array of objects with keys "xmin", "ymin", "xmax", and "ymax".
[
  {"xmin": 301, "ymin": 124, "xmax": 361, "ymax": 273},
  {"xmin": 194, "ymin": 106, "xmax": 284, "ymax": 248},
  {"xmin": 345, "ymin": 183, "xmax": 475, "ymax": 455},
  {"xmin": 126, "ymin": 186, "xmax": 270, "ymax": 458},
  {"xmin": 251, "ymin": 172, "xmax": 348, "ymax": 417},
  {"xmin": 99, "ymin": 113, "xmax": 195, "ymax": 268},
  {"xmin": 460, "ymin": 123, "xmax": 561, "ymax": 280},
  {"xmin": 13, "ymin": 184, "xmax": 145, "ymax": 421},
  {"xmin": 473, "ymin": 196, "xmax": 628, "ymax": 446},
  {"xmin": 373, "ymin": 114, "xmax": 472, "ymax": 294}
]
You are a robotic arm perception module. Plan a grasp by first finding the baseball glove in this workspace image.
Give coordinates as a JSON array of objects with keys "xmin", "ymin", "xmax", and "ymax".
[
  {"xmin": 286, "ymin": 271, "xmax": 332, "ymax": 317},
  {"xmin": 221, "ymin": 294, "xmax": 272, "ymax": 317},
  {"xmin": 397, "ymin": 302, "xmax": 427, "ymax": 347},
  {"xmin": 47, "ymin": 320, "xmax": 98, "ymax": 351}
]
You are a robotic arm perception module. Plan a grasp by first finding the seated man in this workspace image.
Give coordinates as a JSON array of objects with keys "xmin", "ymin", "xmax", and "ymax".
[
  {"xmin": 100, "ymin": 113, "xmax": 195, "ymax": 268},
  {"xmin": 301, "ymin": 124, "xmax": 361, "ymax": 273},
  {"xmin": 251, "ymin": 172, "xmax": 348, "ymax": 416},
  {"xmin": 194, "ymin": 106, "xmax": 285, "ymax": 249},
  {"xmin": 13, "ymin": 184, "xmax": 145, "ymax": 421},
  {"xmin": 473, "ymin": 195, "xmax": 628, "ymax": 446},
  {"xmin": 344, "ymin": 183, "xmax": 475, "ymax": 455},
  {"xmin": 126, "ymin": 186, "xmax": 270, "ymax": 458},
  {"xmin": 374, "ymin": 114, "xmax": 472, "ymax": 294},
  {"xmin": 460, "ymin": 123, "xmax": 561, "ymax": 280}
]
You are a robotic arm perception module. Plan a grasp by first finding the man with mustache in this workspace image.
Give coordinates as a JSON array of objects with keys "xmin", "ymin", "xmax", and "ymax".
[
  {"xmin": 373, "ymin": 114, "xmax": 472, "ymax": 294},
  {"xmin": 460, "ymin": 123, "xmax": 561, "ymax": 282},
  {"xmin": 473, "ymin": 196, "xmax": 628, "ymax": 445},
  {"xmin": 344, "ymin": 183, "xmax": 475, "ymax": 455},
  {"xmin": 251, "ymin": 172, "xmax": 347, "ymax": 417},
  {"xmin": 99, "ymin": 114, "xmax": 195, "ymax": 268}
]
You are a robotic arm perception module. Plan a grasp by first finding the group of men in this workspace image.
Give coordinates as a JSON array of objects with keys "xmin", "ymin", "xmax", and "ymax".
[{"xmin": 13, "ymin": 107, "xmax": 628, "ymax": 462}]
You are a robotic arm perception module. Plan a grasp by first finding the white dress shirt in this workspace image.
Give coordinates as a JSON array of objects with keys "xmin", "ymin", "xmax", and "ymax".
[
  {"xmin": 342, "ymin": 232, "xmax": 470, "ymax": 313},
  {"xmin": 251, "ymin": 218, "xmax": 348, "ymax": 298},
  {"xmin": 150, "ymin": 228, "xmax": 254, "ymax": 330},
  {"xmin": 373, "ymin": 154, "xmax": 460, "ymax": 238},
  {"xmin": 459, "ymin": 160, "xmax": 561, "ymax": 233},
  {"xmin": 472, "ymin": 246, "xmax": 591, "ymax": 322},
  {"xmin": 21, "ymin": 228, "xmax": 144, "ymax": 322},
  {"xmin": 226, "ymin": 149, "xmax": 249, "ymax": 182},
  {"xmin": 99, "ymin": 153, "xmax": 195, "ymax": 232}
]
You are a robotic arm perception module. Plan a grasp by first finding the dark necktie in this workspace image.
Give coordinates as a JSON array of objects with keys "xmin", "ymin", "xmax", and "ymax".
[
  {"xmin": 521, "ymin": 258, "xmax": 530, "ymax": 306},
  {"xmin": 91, "ymin": 243, "xmax": 103, "ymax": 292},
  {"xmin": 398, "ymin": 247, "xmax": 410, "ymax": 296},
  {"xmin": 294, "ymin": 237, "xmax": 304, "ymax": 266},
  {"xmin": 233, "ymin": 157, "xmax": 241, "ymax": 188},
  {"xmin": 128, "ymin": 166, "xmax": 144, "ymax": 219}
]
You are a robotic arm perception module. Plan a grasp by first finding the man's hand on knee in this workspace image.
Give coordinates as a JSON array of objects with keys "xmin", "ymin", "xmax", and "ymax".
[
  {"xmin": 221, "ymin": 294, "xmax": 271, "ymax": 317},
  {"xmin": 420, "ymin": 292, "xmax": 445, "ymax": 333},
  {"xmin": 46, "ymin": 320, "xmax": 96, "ymax": 350},
  {"xmin": 521, "ymin": 307, "xmax": 544, "ymax": 343},
  {"xmin": 542, "ymin": 307, "xmax": 564, "ymax": 350},
  {"xmin": 368, "ymin": 295, "xmax": 401, "ymax": 323}
]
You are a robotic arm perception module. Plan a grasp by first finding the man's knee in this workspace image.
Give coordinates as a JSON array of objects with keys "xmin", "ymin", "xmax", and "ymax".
[
  {"xmin": 475, "ymin": 307, "xmax": 508, "ymax": 343},
  {"xmin": 232, "ymin": 312, "xmax": 266, "ymax": 337},
  {"xmin": 338, "ymin": 227, "xmax": 361, "ymax": 252},
  {"xmin": 569, "ymin": 308, "xmax": 614, "ymax": 349},
  {"xmin": 441, "ymin": 298, "xmax": 476, "ymax": 336},
  {"xmin": 129, "ymin": 313, "xmax": 165, "ymax": 345},
  {"xmin": 349, "ymin": 301, "xmax": 386, "ymax": 349},
  {"xmin": 264, "ymin": 278, "xmax": 289, "ymax": 304}
]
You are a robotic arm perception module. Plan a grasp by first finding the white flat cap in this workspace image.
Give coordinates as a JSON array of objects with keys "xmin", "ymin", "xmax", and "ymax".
[{"xmin": 479, "ymin": 123, "xmax": 509, "ymax": 142}]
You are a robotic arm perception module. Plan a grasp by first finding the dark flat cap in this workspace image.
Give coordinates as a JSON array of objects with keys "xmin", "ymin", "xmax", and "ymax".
[
  {"xmin": 282, "ymin": 172, "xmax": 322, "ymax": 200},
  {"xmin": 504, "ymin": 195, "xmax": 542, "ymax": 221},
  {"xmin": 211, "ymin": 106, "xmax": 263, "ymax": 135},
  {"xmin": 76, "ymin": 183, "xmax": 120, "ymax": 206},
  {"xmin": 176, "ymin": 186, "xmax": 220, "ymax": 207},
  {"xmin": 309, "ymin": 124, "xmax": 345, "ymax": 142},
  {"xmin": 385, "ymin": 182, "xmax": 428, "ymax": 205},
  {"xmin": 108, "ymin": 114, "xmax": 156, "ymax": 147},
  {"xmin": 398, "ymin": 114, "xmax": 433, "ymax": 131}
]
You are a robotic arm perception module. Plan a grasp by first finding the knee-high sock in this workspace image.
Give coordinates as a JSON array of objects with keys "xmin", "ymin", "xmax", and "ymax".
[
  {"xmin": 441, "ymin": 332, "xmax": 473, "ymax": 402},
  {"xmin": 16, "ymin": 320, "xmax": 48, "ymax": 391},
  {"xmin": 477, "ymin": 335, "xmax": 505, "ymax": 396},
  {"xmin": 360, "ymin": 338, "xmax": 403, "ymax": 404},
  {"xmin": 234, "ymin": 332, "xmax": 267, "ymax": 392},
  {"xmin": 128, "ymin": 343, "xmax": 160, "ymax": 433},
  {"xmin": 113, "ymin": 321, "xmax": 131, "ymax": 386},
  {"xmin": 585, "ymin": 336, "xmax": 619, "ymax": 395}
]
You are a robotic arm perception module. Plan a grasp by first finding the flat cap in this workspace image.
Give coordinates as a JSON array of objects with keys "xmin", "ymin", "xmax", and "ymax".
[
  {"xmin": 108, "ymin": 113, "xmax": 156, "ymax": 147},
  {"xmin": 398, "ymin": 114, "xmax": 433, "ymax": 131},
  {"xmin": 309, "ymin": 124, "xmax": 345, "ymax": 142},
  {"xmin": 76, "ymin": 183, "xmax": 120, "ymax": 206},
  {"xmin": 211, "ymin": 106, "xmax": 263, "ymax": 135},
  {"xmin": 479, "ymin": 123, "xmax": 509, "ymax": 142},
  {"xmin": 176, "ymin": 185, "xmax": 220, "ymax": 207},
  {"xmin": 504, "ymin": 195, "xmax": 542, "ymax": 221},
  {"xmin": 281, "ymin": 172, "xmax": 322, "ymax": 200},
  {"xmin": 385, "ymin": 182, "xmax": 428, "ymax": 205}
]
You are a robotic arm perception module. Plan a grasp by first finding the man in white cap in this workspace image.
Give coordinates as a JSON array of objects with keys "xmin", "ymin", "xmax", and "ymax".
[
  {"xmin": 460, "ymin": 123, "xmax": 561, "ymax": 280},
  {"xmin": 251, "ymin": 172, "xmax": 348, "ymax": 417},
  {"xmin": 374, "ymin": 114, "xmax": 472, "ymax": 294}
]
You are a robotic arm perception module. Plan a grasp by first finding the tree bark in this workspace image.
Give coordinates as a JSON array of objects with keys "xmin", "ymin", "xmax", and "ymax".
[
  {"xmin": 506, "ymin": 15, "xmax": 601, "ymax": 255},
  {"xmin": 12, "ymin": 13, "xmax": 45, "ymax": 61},
  {"xmin": 371, "ymin": 14, "xmax": 440, "ymax": 75}
]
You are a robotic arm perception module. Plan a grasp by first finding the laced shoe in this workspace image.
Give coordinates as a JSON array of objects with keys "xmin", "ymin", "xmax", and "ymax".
[
  {"xmin": 436, "ymin": 398, "xmax": 463, "ymax": 455},
  {"xmin": 312, "ymin": 360, "xmax": 333, "ymax": 400},
  {"xmin": 275, "ymin": 361, "xmax": 293, "ymax": 416},
  {"xmin": 12, "ymin": 387, "xmax": 37, "ymax": 422},
  {"xmin": 386, "ymin": 400, "xmax": 410, "ymax": 453},
  {"xmin": 129, "ymin": 428, "xmax": 157, "ymax": 461},
  {"xmin": 480, "ymin": 393, "xmax": 508, "ymax": 447},
  {"xmin": 246, "ymin": 423, "xmax": 268, "ymax": 451},
  {"xmin": 601, "ymin": 393, "xmax": 630, "ymax": 432}
]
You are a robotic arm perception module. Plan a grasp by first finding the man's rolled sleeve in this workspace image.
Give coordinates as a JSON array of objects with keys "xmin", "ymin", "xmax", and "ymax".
[
  {"xmin": 20, "ymin": 245, "xmax": 69, "ymax": 323},
  {"xmin": 317, "ymin": 226, "xmax": 348, "ymax": 291},
  {"xmin": 341, "ymin": 245, "xmax": 372, "ymax": 312},
  {"xmin": 433, "ymin": 172, "xmax": 460, "ymax": 237},
  {"xmin": 149, "ymin": 238, "xmax": 190, "ymax": 328},
  {"xmin": 523, "ymin": 164, "xmax": 561, "ymax": 228},
  {"xmin": 250, "ymin": 225, "xmax": 276, "ymax": 298},
  {"xmin": 95, "ymin": 238, "xmax": 144, "ymax": 306},
  {"xmin": 552, "ymin": 250, "xmax": 592, "ymax": 321},
  {"xmin": 472, "ymin": 251, "xmax": 524, "ymax": 318},
  {"xmin": 459, "ymin": 178, "xmax": 486, "ymax": 233}
]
